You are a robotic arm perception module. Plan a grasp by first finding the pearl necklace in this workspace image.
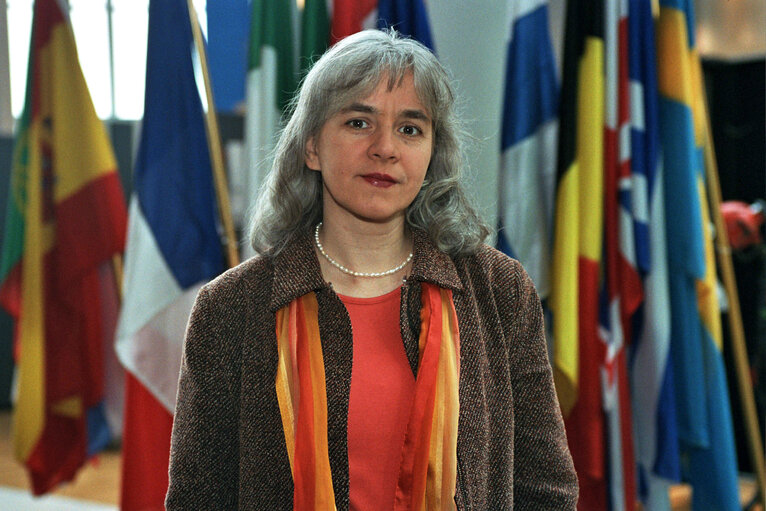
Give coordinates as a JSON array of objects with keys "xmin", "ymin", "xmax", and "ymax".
[{"xmin": 314, "ymin": 223, "xmax": 413, "ymax": 278}]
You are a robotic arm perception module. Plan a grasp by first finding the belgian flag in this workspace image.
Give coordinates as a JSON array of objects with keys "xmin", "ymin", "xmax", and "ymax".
[{"xmin": 549, "ymin": 0, "xmax": 606, "ymax": 507}]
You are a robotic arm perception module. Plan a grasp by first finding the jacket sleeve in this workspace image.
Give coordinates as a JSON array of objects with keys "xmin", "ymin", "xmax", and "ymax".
[
  {"xmin": 501, "ymin": 262, "xmax": 579, "ymax": 509},
  {"xmin": 165, "ymin": 284, "xmax": 240, "ymax": 509}
]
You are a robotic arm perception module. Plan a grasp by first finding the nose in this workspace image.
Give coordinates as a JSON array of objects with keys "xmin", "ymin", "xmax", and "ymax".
[{"xmin": 368, "ymin": 129, "xmax": 399, "ymax": 162}]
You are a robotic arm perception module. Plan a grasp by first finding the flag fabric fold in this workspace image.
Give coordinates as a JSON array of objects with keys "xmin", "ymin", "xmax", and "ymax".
[
  {"xmin": 376, "ymin": 0, "xmax": 434, "ymax": 50},
  {"xmin": 549, "ymin": 0, "xmax": 606, "ymax": 507},
  {"xmin": 331, "ymin": 0, "xmax": 435, "ymax": 51},
  {"xmin": 628, "ymin": 0, "xmax": 679, "ymax": 507},
  {"xmin": 0, "ymin": 0, "xmax": 127, "ymax": 494},
  {"xmin": 330, "ymin": 0, "xmax": 378, "ymax": 44},
  {"xmin": 497, "ymin": 0, "xmax": 559, "ymax": 301},
  {"xmin": 301, "ymin": 0, "xmax": 330, "ymax": 73},
  {"xmin": 243, "ymin": 0, "xmax": 298, "ymax": 258},
  {"xmin": 114, "ymin": 0, "xmax": 225, "ymax": 508},
  {"xmin": 599, "ymin": 0, "xmax": 638, "ymax": 508},
  {"xmin": 657, "ymin": 0, "xmax": 740, "ymax": 509}
]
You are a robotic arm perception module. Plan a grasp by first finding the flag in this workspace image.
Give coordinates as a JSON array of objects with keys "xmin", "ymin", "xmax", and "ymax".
[
  {"xmin": 0, "ymin": 0, "xmax": 127, "ymax": 494},
  {"xmin": 497, "ymin": 0, "xmax": 559, "ymax": 301},
  {"xmin": 243, "ymin": 0, "xmax": 297, "ymax": 258},
  {"xmin": 301, "ymin": 0, "xmax": 330, "ymax": 73},
  {"xmin": 331, "ymin": 0, "xmax": 434, "ymax": 51},
  {"xmin": 549, "ymin": 0, "xmax": 606, "ymax": 507},
  {"xmin": 599, "ymin": 0, "xmax": 639, "ymax": 508},
  {"xmin": 657, "ymin": 0, "xmax": 740, "ymax": 508},
  {"xmin": 628, "ymin": 0, "xmax": 679, "ymax": 507},
  {"xmin": 114, "ymin": 0, "xmax": 225, "ymax": 508},
  {"xmin": 330, "ymin": 0, "xmax": 378, "ymax": 43},
  {"xmin": 376, "ymin": 0, "xmax": 434, "ymax": 49},
  {"xmin": 207, "ymin": 0, "xmax": 250, "ymax": 112}
]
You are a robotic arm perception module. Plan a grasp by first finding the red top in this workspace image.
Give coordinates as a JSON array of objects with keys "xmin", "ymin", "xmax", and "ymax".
[{"xmin": 339, "ymin": 287, "xmax": 416, "ymax": 511}]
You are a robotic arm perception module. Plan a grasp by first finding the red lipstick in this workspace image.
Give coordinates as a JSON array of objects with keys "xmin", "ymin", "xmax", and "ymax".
[{"xmin": 362, "ymin": 173, "xmax": 396, "ymax": 188}]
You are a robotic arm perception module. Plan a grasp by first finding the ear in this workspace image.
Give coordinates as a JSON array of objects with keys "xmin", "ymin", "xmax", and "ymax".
[{"xmin": 305, "ymin": 137, "xmax": 321, "ymax": 171}]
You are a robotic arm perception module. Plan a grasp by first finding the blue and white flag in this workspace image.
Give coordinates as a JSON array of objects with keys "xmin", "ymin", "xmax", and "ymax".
[
  {"xmin": 115, "ymin": 0, "xmax": 225, "ymax": 414},
  {"xmin": 497, "ymin": 0, "xmax": 558, "ymax": 299},
  {"xmin": 628, "ymin": 0, "xmax": 679, "ymax": 508}
]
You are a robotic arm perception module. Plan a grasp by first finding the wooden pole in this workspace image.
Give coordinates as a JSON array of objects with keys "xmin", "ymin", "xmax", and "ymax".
[
  {"xmin": 112, "ymin": 254, "xmax": 123, "ymax": 299},
  {"xmin": 186, "ymin": 0, "xmax": 240, "ymax": 269},
  {"xmin": 699, "ymin": 62, "xmax": 766, "ymax": 508}
]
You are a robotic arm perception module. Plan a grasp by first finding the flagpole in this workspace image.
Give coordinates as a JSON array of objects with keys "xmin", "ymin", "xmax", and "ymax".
[
  {"xmin": 186, "ymin": 0, "xmax": 240, "ymax": 269},
  {"xmin": 700, "ymin": 65, "xmax": 766, "ymax": 507},
  {"xmin": 112, "ymin": 255, "xmax": 123, "ymax": 298}
]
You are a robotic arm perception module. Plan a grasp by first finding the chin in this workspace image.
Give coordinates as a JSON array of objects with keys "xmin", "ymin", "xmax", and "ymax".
[{"xmin": 350, "ymin": 208, "xmax": 408, "ymax": 225}]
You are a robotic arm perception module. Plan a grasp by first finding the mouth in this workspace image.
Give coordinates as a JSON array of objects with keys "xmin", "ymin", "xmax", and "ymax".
[{"xmin": 361, "ymin": 173, "xmax": 397, "ymax": 188}]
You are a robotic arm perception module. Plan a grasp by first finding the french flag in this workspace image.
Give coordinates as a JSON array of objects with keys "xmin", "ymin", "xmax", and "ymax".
[{"xmin": 114, "ymin": 0, "xmax": 226, "ymax": 508}]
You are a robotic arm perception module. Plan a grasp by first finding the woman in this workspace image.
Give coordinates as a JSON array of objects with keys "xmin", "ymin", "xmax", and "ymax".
[{"xmin": 166, "ymin": 29, "xmax": 577, "ymax": 510}]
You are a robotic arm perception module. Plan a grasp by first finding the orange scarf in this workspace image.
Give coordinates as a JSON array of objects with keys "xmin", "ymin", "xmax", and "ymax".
[{"xmin": 275, "ymin": 283, "xmax": 460, "ymax": 511}]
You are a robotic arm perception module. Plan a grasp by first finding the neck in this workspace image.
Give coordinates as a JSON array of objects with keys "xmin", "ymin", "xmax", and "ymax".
[
  {"xmin": 315, "ymin": 218, "xmax": 413, "ymax": 297},
  {"xmin": 321, "ymin": 219, "xmax": 409, "ymax": 265}
]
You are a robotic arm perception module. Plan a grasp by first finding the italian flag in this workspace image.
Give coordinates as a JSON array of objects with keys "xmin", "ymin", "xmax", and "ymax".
[{"xmin": 244, "ymin": 0, "xmax": 300, "ymax": 257}]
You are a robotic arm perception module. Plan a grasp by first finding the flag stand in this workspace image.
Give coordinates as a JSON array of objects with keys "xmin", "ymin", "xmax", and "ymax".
[
  {"xmin": 186, "ymin": 0, "xmax": 240, "ymax": 269},
  {"xmin": 700, "ymin": 64, "xmax": 766, "ymax": 508}
]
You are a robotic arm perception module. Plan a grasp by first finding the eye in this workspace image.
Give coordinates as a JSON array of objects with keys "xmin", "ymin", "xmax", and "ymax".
[
  {"xmin": 346, "ymin": 119, "xmax": 369, "ymax": 129},
  {"xmin": 399, "ymin": 124, "xmax": 422, "ymax": 136}
]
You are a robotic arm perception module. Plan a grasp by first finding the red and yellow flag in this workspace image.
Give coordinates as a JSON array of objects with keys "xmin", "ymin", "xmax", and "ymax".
[{"xmin": 0, "ymin": 0, "xmax": 127, "ymax": 494}]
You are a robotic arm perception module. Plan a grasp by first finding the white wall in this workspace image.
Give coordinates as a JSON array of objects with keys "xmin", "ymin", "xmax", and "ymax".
[{"xmin": 427, "ymin": 0, "xmax": 507, "ymax": 236}]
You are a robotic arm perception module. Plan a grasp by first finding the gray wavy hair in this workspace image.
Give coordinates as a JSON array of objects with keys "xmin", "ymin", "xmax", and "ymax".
[{"xmin": 249, "ymin": 29, "xmax": 490, "ymax": 257}]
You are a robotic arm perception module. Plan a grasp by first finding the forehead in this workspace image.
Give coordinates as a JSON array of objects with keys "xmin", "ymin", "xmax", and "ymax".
[{"xmin": 340, "ymin": 72, "xmax": 429, "ymax": 114}]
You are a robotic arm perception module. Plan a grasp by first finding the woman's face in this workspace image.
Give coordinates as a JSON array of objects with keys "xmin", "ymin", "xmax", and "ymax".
[{"xmin": 305, "ymin": 72, "xmax": 433, "ymax": 227}]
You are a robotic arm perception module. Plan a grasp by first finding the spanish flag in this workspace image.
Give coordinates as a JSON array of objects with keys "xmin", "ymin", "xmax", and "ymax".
[
  {"xmin": 0, "ymin": 0, "xmax": 127, "ymax": 494},
  {"xmin": 549, "ymin": 0, "xmax": 606, "ymax": 507}
]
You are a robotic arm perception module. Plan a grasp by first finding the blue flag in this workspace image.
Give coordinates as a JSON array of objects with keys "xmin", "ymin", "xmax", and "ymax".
[
  {"xmin": 497, "ymin": 0, "xmax": 559, "ymax": 299},
  {"xmin": 133, "ymin": 1, "xmax": 223, "ymax": 289},
  {"xmin": 208, "ymin": 0, "xmax": 250, "ymax": 112},
  {"xmin": 377, "ymin": 0, "xmax": 435, "ymax": 51}
]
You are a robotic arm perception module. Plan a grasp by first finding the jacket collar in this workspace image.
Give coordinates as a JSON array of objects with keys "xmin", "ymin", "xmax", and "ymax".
[
  {"xmin": 268, "ymin": 226, "xmax": 463, "ymax": 312},
  {"xmin": 409, "ymin": 228, "xmax": 463, "ymax": 292}
]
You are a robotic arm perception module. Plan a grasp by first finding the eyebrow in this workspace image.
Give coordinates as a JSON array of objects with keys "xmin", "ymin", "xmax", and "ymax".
[{"xmin": 341, "ymin": 102, "xmax": 431, "ymax": 123}]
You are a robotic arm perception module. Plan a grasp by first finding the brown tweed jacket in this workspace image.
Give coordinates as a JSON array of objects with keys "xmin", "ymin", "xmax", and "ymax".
[{"xmin": 166, "ymin": 229, "xmax": 578, "ymax": 510}]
